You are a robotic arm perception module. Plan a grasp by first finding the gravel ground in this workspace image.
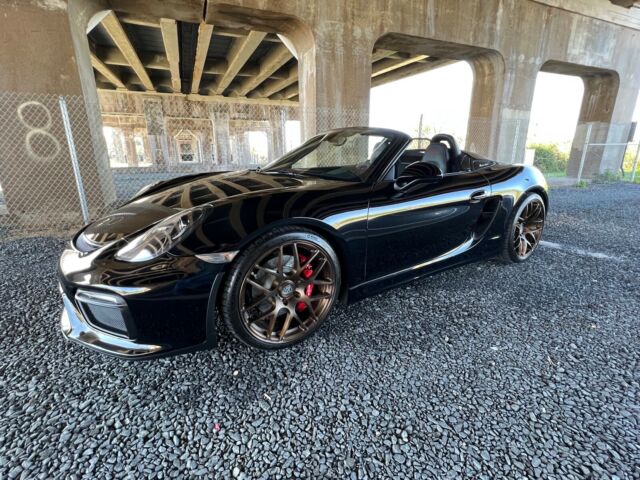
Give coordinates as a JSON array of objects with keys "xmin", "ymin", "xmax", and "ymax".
[{"xmin": 1, "ymin": 183, "xmax": 639, "ymax": 479}]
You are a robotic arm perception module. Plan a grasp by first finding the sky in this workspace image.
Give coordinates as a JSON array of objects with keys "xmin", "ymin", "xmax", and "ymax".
[{"xmin": 370, "ymin": 62, "xmax": 640, "ymax": 150}]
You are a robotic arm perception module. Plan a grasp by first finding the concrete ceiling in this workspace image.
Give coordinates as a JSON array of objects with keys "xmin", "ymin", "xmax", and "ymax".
[{"xmin": 87, "ymin": 11, "xmax": 454, "ymax": 103}]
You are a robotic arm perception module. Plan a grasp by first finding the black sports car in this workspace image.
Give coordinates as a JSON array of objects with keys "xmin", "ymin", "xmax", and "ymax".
[{"xmin": 58, "ymin": 127, "xmax": 548, "ymax": 358}]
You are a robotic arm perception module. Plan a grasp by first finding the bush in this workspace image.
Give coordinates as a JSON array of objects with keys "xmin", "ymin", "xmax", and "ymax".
[
  {"xmin": 621, "ymin": 147, "xmax": 640, "ymax": 178},
  {"xmin": 592, "ymin": 170, "xmax": 622, "ymax": 183},
  {"xmin": 528, "ymin": 143, "xmax": 569, "ymax": 174}
]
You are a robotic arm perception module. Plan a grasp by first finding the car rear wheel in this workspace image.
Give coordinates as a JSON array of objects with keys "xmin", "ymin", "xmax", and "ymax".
[
  {"xmin": 500, "ymin": 192, "xmax": 546, "ymax": 263},
  {"xmin": 221, "ymin": 227, "xmax": 341, "ymax": 349}
]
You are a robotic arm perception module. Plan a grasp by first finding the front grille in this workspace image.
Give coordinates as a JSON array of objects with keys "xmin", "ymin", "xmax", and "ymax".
[{"xmin": 75, "ymin": 290, "xmax": 132, "ymax": 338}]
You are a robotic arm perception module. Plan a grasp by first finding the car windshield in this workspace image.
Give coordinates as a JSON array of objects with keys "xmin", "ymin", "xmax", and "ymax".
[{"xmin": 262, "ymin": 130, "xmax": 394, "ymax": 181}]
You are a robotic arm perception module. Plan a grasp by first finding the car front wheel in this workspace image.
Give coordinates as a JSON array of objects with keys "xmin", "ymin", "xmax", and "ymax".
[{"xmin": 221, "ymin": 227, "xmax": 341, "ymax": 349}]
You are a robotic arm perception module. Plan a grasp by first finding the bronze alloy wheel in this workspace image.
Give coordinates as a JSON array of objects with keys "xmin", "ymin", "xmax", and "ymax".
[
  {"xmin": 513, "ymin": 196, "xmax": 545, "ymax": 260},
  {"xmin": 238, "ymin": 239, "xmax": 337, "ymax": 345}
]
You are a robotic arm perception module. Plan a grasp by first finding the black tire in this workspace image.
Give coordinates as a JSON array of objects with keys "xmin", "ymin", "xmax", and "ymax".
[
  {"xmin": 221, "ymin": 226, "xmax": 341, "ymax": 350},
  {"xmin": 500, "ymin": 192, "xmax": 546, "ymax": 263}
]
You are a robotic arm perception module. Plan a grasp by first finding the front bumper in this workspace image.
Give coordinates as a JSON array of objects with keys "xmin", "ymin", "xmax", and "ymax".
[
  {"xmin": 60, "ymin": 289, "xmax": 164, "ymax": 358},
  {"xmin": 58, "ymin": 243, "xmax": 227, "ymax": 359}
]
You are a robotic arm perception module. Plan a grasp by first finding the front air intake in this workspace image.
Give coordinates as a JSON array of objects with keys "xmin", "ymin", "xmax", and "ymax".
[{"xmin": 75, "ymin": 290, "xmax": 133, "ymax": 338}]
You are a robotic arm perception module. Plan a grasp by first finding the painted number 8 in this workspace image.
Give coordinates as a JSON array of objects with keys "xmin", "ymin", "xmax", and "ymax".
[{"xmin": 17, "ymin": 101, "xmax": 61, "ymax": 162}]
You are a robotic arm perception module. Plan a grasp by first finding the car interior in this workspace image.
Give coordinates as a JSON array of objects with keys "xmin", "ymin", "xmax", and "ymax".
[{"xmin": 388, "ymin": 133, "xmax": 492, "ymax": 188}]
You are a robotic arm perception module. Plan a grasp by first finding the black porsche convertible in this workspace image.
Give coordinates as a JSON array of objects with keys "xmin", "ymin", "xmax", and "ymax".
[{"xmin": 58, "ymin": 127, "xmax": 548, "ymax": 358}]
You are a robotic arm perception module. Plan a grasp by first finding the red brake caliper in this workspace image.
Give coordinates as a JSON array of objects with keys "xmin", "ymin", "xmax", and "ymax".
[{"xmin": 296, "ymin": 253, "xmax": 314, "ymax": 313}]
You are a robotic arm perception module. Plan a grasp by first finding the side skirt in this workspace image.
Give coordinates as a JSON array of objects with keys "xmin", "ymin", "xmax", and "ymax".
[{"xmin": 346, "ymin": 239, "xmax": 497, "ymax": 303}]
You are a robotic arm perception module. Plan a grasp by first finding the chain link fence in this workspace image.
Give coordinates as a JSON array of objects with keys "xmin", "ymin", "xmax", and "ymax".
[
  {"xmin": 0, "ymin": 91, "xmax": 637, "ymax": 239},
  {"xmin": 0, "ymin": 91, "xmax": 370, "ymax": 239}
]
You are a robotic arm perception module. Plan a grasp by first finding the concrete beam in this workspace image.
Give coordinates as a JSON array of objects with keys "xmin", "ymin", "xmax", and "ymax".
[
  {"xmin": 270, "ymin": 84, "xmax": 298, "ymax": 100},
  {"xmin": 185, "ymin": 93, "xmax": 297, "ymax": 106},
  {"xmin": 204, "ymin": 60, "xmax": 287, "ymax": 78},
  {"xmin": 371, "ymin": 58, "xmax": 456, "ymax": 87},
  {"xmin": 96, "ymin": 88, "xmax": 298, "ymax": 106},
  {"xmin": 231, "ymin": 44, "xmax": 292, "ymax": 96},
  {"xmin": 159, "ymin": 18, "xmax": 181, "ymax": 93},
  {"xmin": 99, "ymin": 47, "xmax": 283, "ymax": 79},
  {"xmin": 99, "ymin": 47, "xmax": 169, "ymax": 70},
  {"xmin": 90, "ymin": 52, "xmax": 126, "ymax": 89},
  {"xmin": 215, "ymin": 27, "xmax": 281, "ymax": 43},
  {"xmin": 101, "ymin": 11, "xmax": 154, "ymax": 91},
  {"xmin": 371, "ymin": 55, "xmax": 429, "ymax": 77},
  {"xmin": 118, "ymin": 13, "xmax": 160, "ymax": 28},
  {"xmin": 215, "ymin": 31, "xmax": 267, "ymax": 95},
  {"xmin": 108, "ymin": 0, "xmax": 205, "ymax": 24},
  {"xmin": 249, "ymin": 65, "xmax": 298, "ymax": 98},
  {"xmin": 371, "ymin": 49, "xmax": 397, "ymax": 62},
  {"xmin": 191, "ymin": 23, "xmax": 214, "ymax": 94}
]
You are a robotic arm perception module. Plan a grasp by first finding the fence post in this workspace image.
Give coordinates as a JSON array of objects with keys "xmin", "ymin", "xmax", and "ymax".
[
  {"xmin": 511, "ymin": 120, "xmax": 521, "ymax": 164},
  {"xmin": 576, "ymin": 123, "xmax": 592, "ymax": 184},
  {"xmin": 631, "ymin": 142, "xmax": 640, "ymax": 183},
  {"xmin": 58, "ymin": 96, "xmax": 90, "ymax": 224}
]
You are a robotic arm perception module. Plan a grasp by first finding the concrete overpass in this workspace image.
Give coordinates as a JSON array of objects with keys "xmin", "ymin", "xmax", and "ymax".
[{"xmin": 0, "ymin": 0, "xmax": 639, "ymax": 225}]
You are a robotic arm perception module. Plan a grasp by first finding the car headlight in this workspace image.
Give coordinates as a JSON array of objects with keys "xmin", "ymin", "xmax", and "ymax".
[{"xmin": 115, "ymin": 207, "xmax": 206, "ymax": 262}]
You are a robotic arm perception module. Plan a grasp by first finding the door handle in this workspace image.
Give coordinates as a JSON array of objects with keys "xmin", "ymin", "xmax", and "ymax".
[{"xmin": 469, "ymin": 190, "xmax": 488, "ymax": 203}]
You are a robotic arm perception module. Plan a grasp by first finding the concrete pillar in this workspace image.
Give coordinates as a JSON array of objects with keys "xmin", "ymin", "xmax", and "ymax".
[
  {"xmin": 68, "ymin": 0, "xmax": 116, "ymax": 210},
  {"xmin": 466, "ymin": 53, "xmax": 538, "ymax": 164},
  {"xmin": 235, "ymin": 131, "xmax": 251, "ymax": 166},
  {"xmin": 268, "ymin": 108, "xmax": 287, "ymax": 160},
  {"xmin": 211, "ymin": 110, "xmax": 232, "ymax": 166},
  {"xmin": 465, "ymin": 53, "xmax": 505, "ymax": 158},
  {"xmin": 0, "ymin": 0, "xmax": 114, "ymax": 227},
  {"xmin": 567, "ymin": 73, "xmax": 623, "ymax": 178},
  {"xmin": 294, "ymin": 25, "xmax": 373, "ymax": 139},
  {"xmin": 142, "ymin": 98, "xmax": 167, "ymax": 167},
  {"xmin": 123, "ymin": 127, "xmax": 138, "ymax": 166}
]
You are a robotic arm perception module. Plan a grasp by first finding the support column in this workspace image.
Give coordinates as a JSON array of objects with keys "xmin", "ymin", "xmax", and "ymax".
[
  {"xmin": 142, "ymin": 98, "xmax": 168, "ymax": 167},
  {"xmin": 465, "ymin": 53, "xmax": 504, "ymax": 158},
  {"xmin": 268, "ymin": 108, "xmax": 287, "ymax": 160},
  {"xmin": 294, "ymin": 25, "xmax": 373, "ymax": 139},
  {"xmin": 466, "ymin": 53, "xmax": 538, "ymax": 164},
  {"xmin": 123, "ymin": 127, "xmax": 138, "ymax": 166},
  {"xmin": 567, "ymin": 73, "xmax": 626, "ymax": 178},
  {"xmin": 0, "ymin": 0, "xmax": 115, "ymax": 227},
  {"xmin": 211, "ymin": 110, "xmax": 232, "ymax": 167}
]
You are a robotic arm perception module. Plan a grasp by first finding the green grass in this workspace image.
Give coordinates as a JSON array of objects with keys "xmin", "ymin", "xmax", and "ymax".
[
  {"xmin": 620, "ymin": 168, "xmax": 640, "ymax": 184},
  {"xmin": 544, "ymin": 171, "xmax": 567, "ymax": 178},
  {"xmin": 626, "ymin": 176, "xmax": 640, "ymax": 185}
]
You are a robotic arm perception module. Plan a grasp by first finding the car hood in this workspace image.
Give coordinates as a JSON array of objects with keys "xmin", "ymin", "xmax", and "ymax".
[{"xmin": 78, "ymin": 169, "xmax": 340, "ymax": 248}]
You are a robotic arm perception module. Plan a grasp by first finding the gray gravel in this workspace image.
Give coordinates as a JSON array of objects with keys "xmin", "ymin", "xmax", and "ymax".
[{"xmin": 1, "ymin": 182, "xmax": 639, "ymax": 479}]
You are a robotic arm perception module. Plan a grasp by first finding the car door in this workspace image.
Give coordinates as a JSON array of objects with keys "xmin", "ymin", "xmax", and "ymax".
[{"xmin": 365, "ymin": 171, "xmax": 490, "ymax": 281}]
